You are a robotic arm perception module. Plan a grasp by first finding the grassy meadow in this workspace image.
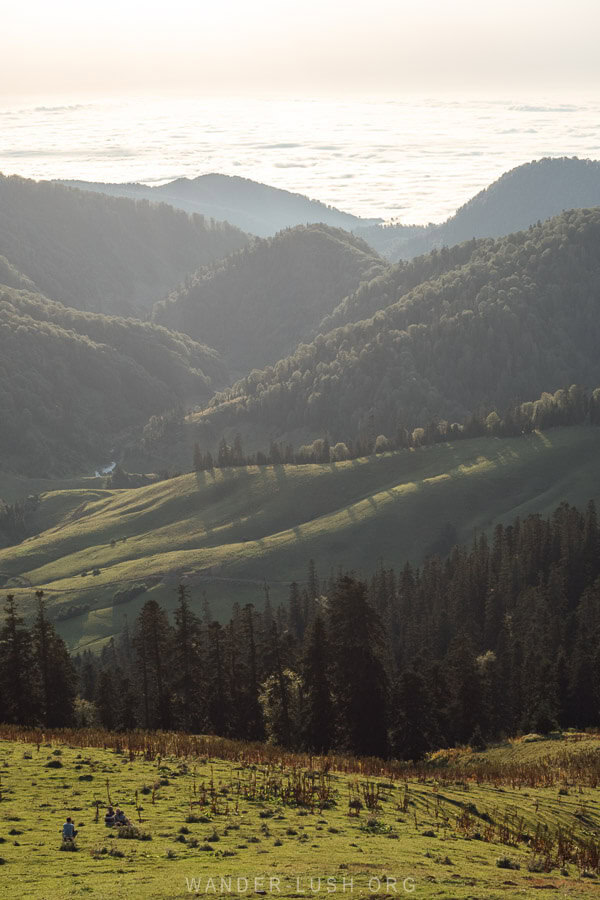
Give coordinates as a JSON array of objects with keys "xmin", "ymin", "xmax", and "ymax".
[
  {"xmin": 1, "ymin": 729, "xmax": 600, "ymax": 898},
  {"xmin": 2, "ymin": 427, "xmax": 600, "ymax": 652}
]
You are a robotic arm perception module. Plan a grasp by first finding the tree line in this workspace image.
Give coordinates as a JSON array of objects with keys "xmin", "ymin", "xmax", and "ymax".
[
  {"xmin": 193, "ymin": 384, "xmax": 600, "ymax": 471},
  {"xmin": 70, "ymin": 498, "xmax": 600, "ymax": 759},
  {"xmin": 3, "ymin": 499, "xmax": 599, "ymax": 759},
  {"xmin": 0, "ymin": 592, "xmax": 77, "ymax": 727}
]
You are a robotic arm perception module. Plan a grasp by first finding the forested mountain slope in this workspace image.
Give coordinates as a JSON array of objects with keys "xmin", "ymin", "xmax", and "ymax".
[
  {"xmin": 0, "ymin": 286, "xmax": 228, "ymax": 476},
  {"xmin": 318, "ymin": 239, "xmax": 481, "ymax": 333},
  {"xmin": 2, "ymin": 427, "xmax": 600, "ymax": 650},
  {"xmin": 153, "ymin": 224, "xmax": 385, "ymax": 373},
  {"xmin": 60, "ymin": 173, "xmax": 379, "ymax": 237},
  {"xmin": 361, "ymin": 157, "xmax": 600, "ymax": 260},
  {"xmin": 0, "ymin": 175, "xmax": 247, "ymax": 316},
  {"xmin": 206, "ymin": 208, "xmax": 600, "ymax": 439}
]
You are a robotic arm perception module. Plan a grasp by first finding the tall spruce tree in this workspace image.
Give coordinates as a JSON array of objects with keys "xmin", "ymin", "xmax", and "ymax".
[
  {"xmin": 172, "ymin": 584, "xmax": 204, "ymax": 731},
  {"xmin": 133, "ymin": 600, "xmax": 174, "ymax": 730},
  {"xmin": 0, "ymin": 594, "xmax": 39, "ymax": 724},
  {"xmin": 32, "ymin": 590, "xmax": 77, "ymax": 726},
  {"xmin": 327, "ymin": 575, "xmax": 388, "ymax": 757},
  {"xmin": 301, "ymin": 614, "xmax": 333, "ymax": 753}
]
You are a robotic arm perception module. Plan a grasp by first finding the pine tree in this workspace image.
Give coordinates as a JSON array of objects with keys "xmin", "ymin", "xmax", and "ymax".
[
  {"xmin": 444, "ymin": 633, "xmax": 484, "ymax": 745},
  {"xmin": 327, "ymin": 575, "xmax": 388, "ymax": 757},
  {"xmin": 172, "ymin": 584, "xmax": 203, "ymax": 731},
  {"xmin": 301, "ymin": 615, "xmax": 333, "ymax": 753},
  {"xmin": 32, "ymin": 590, "xmax": 77, "ymax": 726},
  {"xmin": 240, "ymin": 604, "xmax": 264, "ymax": 740},
  {"xmin": 96, "ymin": 669, "xmax": 119, "ymax": 730},
  {"xmin": 288, "ymin": 582, "xmax": 304, "ymax": 641},
  {"xmin": 133, "ymin": 600, "xmax": 174, "ymax": 730},
  {"xmin": 0, "ymin": 594, "xmax": 39, "ymax": 724},
  {"xmin": 389, "ymin": 668, "xmax": 435, "ymax": 761},
  {"xmin": 205, "ymin": 621, "xmax": 229, "ymax": 735}
]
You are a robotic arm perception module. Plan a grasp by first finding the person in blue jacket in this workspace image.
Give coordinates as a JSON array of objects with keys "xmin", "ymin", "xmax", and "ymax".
[{"xmin": 62, "ymin": 817, "xmax": 77, "ymax": 841}]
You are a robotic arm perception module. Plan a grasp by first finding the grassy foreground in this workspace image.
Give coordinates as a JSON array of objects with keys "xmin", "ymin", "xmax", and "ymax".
[
  {"xmin": 1, "ymin": 730, "xmax": 600, "ymax": 899},
  {"xmin": 2, "ymin": 426, "xmax": 600, "ymax": 651}
]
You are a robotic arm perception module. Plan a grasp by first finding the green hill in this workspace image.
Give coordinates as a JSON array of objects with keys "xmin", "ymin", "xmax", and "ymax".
[
  {"xmin": 360, "ymin": 156, "xmax": 600, "ymax": 260},
  {"xmin": 153, "ymin": 224, "xmax": 385, "ymax": 374},
  {"xmin": 206, "ymin": 208, "xmax": 600, "ymax": 440},
  {"xmin": 0, "ymin": 174, "xmax": 247, "ymax": 316},
  {"xmin": 0, "ymin": 285, "xmax": 228, "ymax": 476},
  {"xmin": 2, "ymin": 426, "xmax": 600, "ymax": 651}
]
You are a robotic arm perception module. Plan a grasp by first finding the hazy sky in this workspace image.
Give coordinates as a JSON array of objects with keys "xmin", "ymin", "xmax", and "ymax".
[{"xmin": 3, "ymin": 0, "xmax": 600, "ymax": 100}]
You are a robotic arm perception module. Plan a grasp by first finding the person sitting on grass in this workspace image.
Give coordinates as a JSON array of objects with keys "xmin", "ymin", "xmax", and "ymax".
[
  {"xmin": 62, "ymin": 817, "xmax": 77, "ymax": 841},
  {"xmin": 114, "ymin": 808, "xmax": 130, "ymax": 827},
  {"xmin": 105, "ymin": 806, "xmax": 116, "ymax": 827}
]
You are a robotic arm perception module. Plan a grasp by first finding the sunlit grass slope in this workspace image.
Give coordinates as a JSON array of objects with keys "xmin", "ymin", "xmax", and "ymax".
[
  {"xmin": 2, "ymin": 427, "xmax": 600, "ymax": 652},
  {"xmin": 1, "ymin": 730, "xmax": 600, "ymax": 899}
]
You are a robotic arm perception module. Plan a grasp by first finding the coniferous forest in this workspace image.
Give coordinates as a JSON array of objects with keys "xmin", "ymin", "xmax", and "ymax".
[{"xmin": 4, "ymin": 499, "xmax": 597, "ymax": 763}]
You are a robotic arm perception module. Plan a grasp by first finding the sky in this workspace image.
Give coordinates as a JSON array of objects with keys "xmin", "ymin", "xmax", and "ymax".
[{"xmin": 3, "ymin": 0, "xmax": 600, "ymax": 100}]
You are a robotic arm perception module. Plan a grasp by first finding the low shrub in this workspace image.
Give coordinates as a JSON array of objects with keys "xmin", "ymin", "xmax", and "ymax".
[
  {"xmin": 496, "ymin": 855, "xmax": 520, "ymax": 870},
  {"xmin": 117, "ymin": 825, "xmax": 151, "ymax": 841}
]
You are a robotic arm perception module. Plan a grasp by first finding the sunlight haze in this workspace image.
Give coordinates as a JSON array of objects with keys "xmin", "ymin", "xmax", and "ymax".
[{"xmin": 3, "ymin": 0, "xmax": 600, "ymax": 99}]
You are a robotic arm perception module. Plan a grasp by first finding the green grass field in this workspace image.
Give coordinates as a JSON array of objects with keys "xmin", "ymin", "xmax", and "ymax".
[
  {"xmin": 2, "ymin": 730, "xmax": 600, "ymax": 899},
  {"xmin": 0, "ymin": 471, "xmax": 104, "ymax": 505},
  {"xmin": 2, "ymin": 426, "xmax": 600, "ymax": 652}
]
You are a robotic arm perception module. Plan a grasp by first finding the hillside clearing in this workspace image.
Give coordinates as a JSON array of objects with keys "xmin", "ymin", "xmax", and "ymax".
[{"xmin": 2, "ymin": 427, "xmax": 600, "ymax": 651}]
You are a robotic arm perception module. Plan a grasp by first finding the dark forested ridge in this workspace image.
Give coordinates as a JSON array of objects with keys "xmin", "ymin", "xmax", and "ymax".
[
  {"xmin": 361, "ymin": 157, "xmax": 600, "ymax": 260},
  {"xmin": 4, "ymin": 499, "xmax": 598, "ymax": 759},
  {"xmin": 205, "ymin": 208, "xmax": 600, "ymax": 441},
  {"xmin": 153, "ymin": 225, "xmax": 385, "ymax": 373},
  {"xmin": 60, "ymin": 173, "xmax": 380, "ymax": 238},
  {"xmin": 61, "ymin": 158, "xmax": 600, "ymax": 263},
  {"xmin": 0, "ymin": 174, "xmax": 247, "ymax": 316},
  {"xmin": 0, "ymin": 286, "xmax": 228, "ymax": 476}
]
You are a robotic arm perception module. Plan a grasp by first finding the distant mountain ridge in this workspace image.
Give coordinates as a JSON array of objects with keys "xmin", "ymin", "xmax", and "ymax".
[
  {"xmin": 60, "ymin": 158, "xmax": 600, "ymax": 263},
  {"xmin": 361, "ymin": 157, "xmax": 600, "ymax": 259},
  {"xmin": 0, "ymin": 174, "xmax": 247, "ymax": 317},
  {"xmin": 59, "ymin": 173, "xmax": 381, "ymax": 238}
]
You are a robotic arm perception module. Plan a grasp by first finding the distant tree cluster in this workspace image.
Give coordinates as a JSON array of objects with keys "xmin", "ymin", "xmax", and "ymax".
[
  {"xmin": 193, "ymin": 385, "xmax": 600, "ymax": 472},
  {"xmin": 31, "ymin": 498, "xmax": 596, "ymax": 759},
  {"xmin": 0, "ymin": 592, "xmax": 77, "ymax": 726},
  {"xmin": 0, "ymin": 495, "xmax": 39, "ymax": 548}
]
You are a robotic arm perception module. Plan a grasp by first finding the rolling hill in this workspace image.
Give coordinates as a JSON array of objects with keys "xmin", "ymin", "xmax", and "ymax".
[
  {"xmin": 0, "ymin": 285, "xmax": 228, "ymax": 476},
  {"xmin": 2, "ymin": 426, "xmax": 600, "ymax": 651},
  {"xmin": 205, "ymin": 207, "xmax": 600, "ymax": 441},
  {"xmin": 153, "ymin": 224, "xmax": 386, "ymax": 374},
  {"xmin": 361, "ymin": 157, "xmax": 600, "ymax": 260},
  {"xmin": 0, "ymin": 174, "xmax": 247, "ymax": 316},
  {"xmin": 59, "ymin": 173, "xmax": 381, "ymax": 238}
]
